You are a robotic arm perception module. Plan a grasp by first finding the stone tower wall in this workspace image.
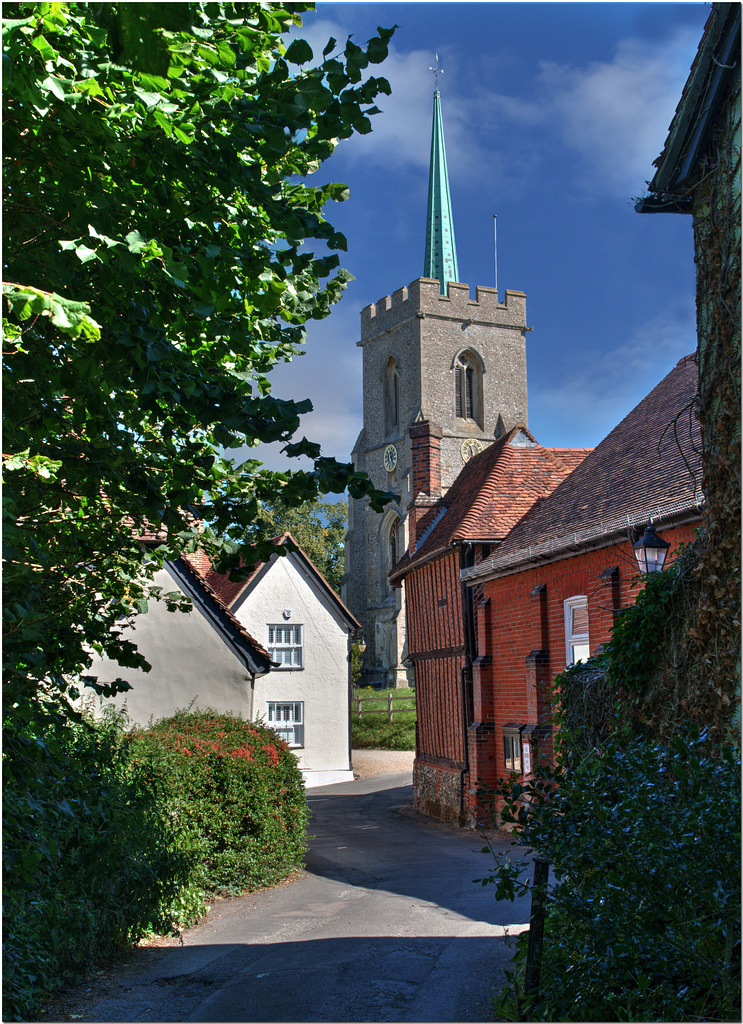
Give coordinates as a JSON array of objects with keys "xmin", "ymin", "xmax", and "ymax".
[{"xmin": 345, "ymin": 277, "xmax": 529, "ymax": 687}]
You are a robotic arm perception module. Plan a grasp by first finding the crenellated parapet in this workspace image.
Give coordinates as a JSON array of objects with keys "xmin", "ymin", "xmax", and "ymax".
[{"xmin": 360, "ymin": 277, "xmax": 527, "ymax": 339}]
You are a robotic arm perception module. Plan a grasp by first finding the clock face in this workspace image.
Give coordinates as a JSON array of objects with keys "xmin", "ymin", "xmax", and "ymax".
[
  {"xmin": 383, "ymin": 444, "xmax": 398, "ymax": 472},
  {"xmin": 461, "ymin": 438, "xmax": 484, "ymax": 463}
]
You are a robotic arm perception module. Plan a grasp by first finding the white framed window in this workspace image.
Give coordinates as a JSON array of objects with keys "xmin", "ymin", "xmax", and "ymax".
[
  {"xmin": 267, "ymin": 701, "xmax": 304, "ymax": 747},
  {"xmin": 268, "ymin": 624, "xmax": 303, "ymax": 668},
  {"xmin": 502, "ymin": 723, "xmax": 524, "ymax": 773},
  {"xmin": 564, "ymin": 596, "xmax": 590, "ymax": 666},
  {"xmin": 503, "ymin": 733, "xmax": 522, "ymax": 772}
]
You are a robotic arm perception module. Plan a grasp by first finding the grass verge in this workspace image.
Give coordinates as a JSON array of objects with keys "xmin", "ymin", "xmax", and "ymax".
[{"xmin": 351, "ymin": 687, "xmax": 416, "ymax": 750}]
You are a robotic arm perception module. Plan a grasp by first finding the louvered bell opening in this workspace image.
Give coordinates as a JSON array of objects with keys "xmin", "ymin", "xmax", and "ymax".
[{"xmin": 465, "ymin": 366, "xmax": 474, "ymax": 419}]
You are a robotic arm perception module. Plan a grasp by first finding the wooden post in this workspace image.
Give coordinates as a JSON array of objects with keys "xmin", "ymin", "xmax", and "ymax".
[
  {"xmin": 524, "ymin": 857, "xmax": 549, "ymax": 1002},
  {"xmin": 388, "ymin": 693, "xmax": 393, "ymax": 722}
]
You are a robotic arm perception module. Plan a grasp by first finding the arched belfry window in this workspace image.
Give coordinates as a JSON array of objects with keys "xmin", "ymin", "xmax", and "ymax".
[
  {"xmin": 385, "ymin": 357, "xmax": 400, "ymax": 434},
  {"xmin": 389, "ymin": 520, "xmax": 398, "ymax": 569},
  {"xmin": 456, "ymin": 356, "xmax": 474, "ymax": 418},
  {"xmin": 453, "ymin": 349, "xmax": 484, "ymax": 427},
  {"xmin": 380, "ymin": 512, "xmax": 401, "ymax": 599}
]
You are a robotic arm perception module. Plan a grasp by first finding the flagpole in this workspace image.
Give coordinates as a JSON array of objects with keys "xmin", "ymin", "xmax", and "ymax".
[{"xmin": 493, "ymin": 214, "xmax": 498, "ymax": 297}]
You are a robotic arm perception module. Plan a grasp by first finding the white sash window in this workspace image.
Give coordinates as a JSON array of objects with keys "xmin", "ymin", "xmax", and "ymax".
[
  {"xmin": 564, "ymin": 596, "xmax": 590, "ymax": 665},
  {"xmin": 268, "ymin": 624, "xmax": 303, "ymax": 668},
  {"xmin": 267, "ymin": 701, "xmax": 304, "ymax": 747}
]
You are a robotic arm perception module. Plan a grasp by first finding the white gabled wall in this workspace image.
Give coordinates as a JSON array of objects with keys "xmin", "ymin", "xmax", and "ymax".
[
  {"xmin": 234, "ymin": 552, "xmax": 354, "ymax": 787},
  {"xmin": 87, "ymin": 566, "xmax": 255, "ymax": 728}
]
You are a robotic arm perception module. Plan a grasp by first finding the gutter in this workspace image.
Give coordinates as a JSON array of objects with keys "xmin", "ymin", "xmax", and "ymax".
[
  {"xmin": 166, "ymin": 560, "xmax": 274, "ymax": 676},
  {"xmin": 391, "ymin": 534, "xmax": 506, "ymax": 586},
  {"xmin": 635, "ymin": 194, "xmax": 693, "ymax": 215},
  {"xmin": 636, "ymin": 4, "xmax": 740, "ymax": 212},
  {"xmin": 460, "ymin": 494, "xmax": 704, "ymax": 585}
]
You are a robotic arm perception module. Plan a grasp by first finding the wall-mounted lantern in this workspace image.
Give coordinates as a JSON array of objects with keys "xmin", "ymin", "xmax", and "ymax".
[{"xmin": 633, "ymin": 521, "xmax": 671, "ymax": 573}]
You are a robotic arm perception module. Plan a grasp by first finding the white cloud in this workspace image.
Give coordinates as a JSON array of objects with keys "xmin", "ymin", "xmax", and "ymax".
[
  {"xmin": 289, "ymin": 18, "xmax": 485, "ymax": 179},
  {"xmin": 535, "ymin": 28, "xmax": 701, "ymax": 197},
  {"xmin": 297, "ymin": 21, "xmax": 700, "ymax": 200},
  {"xmin": 231, "ymin": 302, "xmax": 365, "ymax": 476},
  {"xmin": 230, "ymin": 11, "xmax": 704, "ymax": 470},
  {"xmin": 530, "ymin": 297, "xmax": 697, "ymax": 447}
]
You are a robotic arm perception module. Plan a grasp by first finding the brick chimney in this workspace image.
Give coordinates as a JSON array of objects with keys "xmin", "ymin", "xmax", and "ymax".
[{"xmin": 407, "ymin": 418, "xmax": 443, "ymax": 552}]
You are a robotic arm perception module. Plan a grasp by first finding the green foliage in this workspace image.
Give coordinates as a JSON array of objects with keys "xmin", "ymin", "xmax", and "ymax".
[
  {"xmin": 4, "ymin": 9, "xmax": 393, "ymax": 1011},
  {"xmin": 604, "ymin": 560, "xmax": 686, "ymax": 699},
  {"xmin": 352, "ymin": 687, "xmax": 416, "ymax": 750},
  {"xmin": 547, "ymin": 655, "xmax": 616, "ymax": 753},
  {"xmin": 2, "ymin": 1, "xmax": 396, "ymax": 728},
  {"xmin": 598, "ymin": 543, "xmax": 736, "ymax": 748},
  {"xmin": 256, "ymin": 497, "xmax": 348, "ymax": 592},
  {"xmin": 481, "ymin": 727, "xmax": 741, "ymax": 1022},
  {"xmin": 3, "ymin": 708, "xmax": 205, "ymax": 1022},
  {"xmin": 133, "ymin": 709, "xmax": 309, "ymax": 897},
  {"xmin": 3, "ymin": 706, "xmax": 308, "ymax": 1018}
]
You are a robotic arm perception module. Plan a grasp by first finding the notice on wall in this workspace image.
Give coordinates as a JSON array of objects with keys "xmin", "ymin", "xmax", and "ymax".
[{"xmin": 523, "ymin": 742, "xmax": 532, "ymax": 775}]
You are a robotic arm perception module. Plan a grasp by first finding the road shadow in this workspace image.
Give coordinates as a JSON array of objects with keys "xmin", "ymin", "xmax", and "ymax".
[{"xmin": 36, "ymin": 933, "xmax": 523, "ymax": 1023}]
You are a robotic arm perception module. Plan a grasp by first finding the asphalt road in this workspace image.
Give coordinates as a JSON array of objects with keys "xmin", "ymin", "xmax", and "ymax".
[{"xmin": 41, "ymin": 771, "xmax": 531, "ymax": 1023}]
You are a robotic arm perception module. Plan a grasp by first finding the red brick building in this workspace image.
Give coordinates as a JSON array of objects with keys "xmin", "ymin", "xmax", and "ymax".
[
  {"xmin": 391, "ymin": 425, "xmax": 590, "ymax": 822},
  {"xmin": 394, "ymin": 355, "xmax": 703, "ymax": 823}
]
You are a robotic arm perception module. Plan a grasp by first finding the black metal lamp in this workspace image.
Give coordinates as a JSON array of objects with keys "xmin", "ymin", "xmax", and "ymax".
[{"xmin": 633, "ymin": 521, "xmax": 671, "ymax": 573}]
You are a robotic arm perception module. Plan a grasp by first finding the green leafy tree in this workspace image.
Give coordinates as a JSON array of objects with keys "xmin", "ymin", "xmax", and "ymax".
[
  {"xmin": 2, "ymin": 2, "xmax": 395, "ymax": 724},
  {"xmin": 482, "ymin": 725, "xmax": 741, "ymax": 1023},
  {"xmin": 257, "ymin": 497, "xmax": 347, "ymax": 592}
]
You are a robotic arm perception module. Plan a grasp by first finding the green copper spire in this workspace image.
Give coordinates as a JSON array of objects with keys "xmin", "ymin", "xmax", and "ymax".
[{"xmin": 423, "ymin": 88, "xmax": 459, "ymax": 294}]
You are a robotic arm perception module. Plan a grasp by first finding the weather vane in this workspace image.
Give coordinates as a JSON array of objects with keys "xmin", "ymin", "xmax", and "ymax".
[{"xmin": 429, "ymin": 53, "xmax": 443, "ymax": 90}]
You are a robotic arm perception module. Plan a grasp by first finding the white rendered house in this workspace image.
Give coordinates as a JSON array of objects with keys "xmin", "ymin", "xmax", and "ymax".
[
  {"xmin": 225, "ymin": 536, "xmax": 358, "ymax": 787},
  {"xmin": 89, "ymin": 534, "xmax": 358, "ymax": 788}
]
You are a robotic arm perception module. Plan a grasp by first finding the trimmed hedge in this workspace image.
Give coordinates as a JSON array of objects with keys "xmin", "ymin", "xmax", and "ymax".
[
  {"xmin": 132, "ymin": 709, "xmax": 309, "ymax": 897},
  {"xmin": 3, "ymin": 708, "xmax": 203, "ymax": 1022},
  {"xmin": 3, "ymin": 708, "xmax": 309, "ymax": 1020}
]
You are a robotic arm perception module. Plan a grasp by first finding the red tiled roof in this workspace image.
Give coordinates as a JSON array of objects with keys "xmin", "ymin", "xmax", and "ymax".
[
  {"xmin": 176, "ymin": 555, "xmax": 272, "ymax": 664},
  {"xmin": 181, "ymin": 547, "xmax": 260, "ymax": 607},
  {"xmin": 182, "ymin": 533, "xmax": 361, "ymax": 630},
  {"xmin": 392, "ymin": 426, "xmax": 591, "ymax": 578},
  {"xmin": 494, "ymin": 354, "xmax": 702, "ymax": 558},
  {"xmin": 456, "ymin": 444, "xmax": 590, "ymax": 540}
]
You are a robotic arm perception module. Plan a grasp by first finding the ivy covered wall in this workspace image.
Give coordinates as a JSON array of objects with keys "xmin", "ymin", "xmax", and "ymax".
[{"xmin": 689, "ymin": 80, "xmax": 741, "ymax": 733}]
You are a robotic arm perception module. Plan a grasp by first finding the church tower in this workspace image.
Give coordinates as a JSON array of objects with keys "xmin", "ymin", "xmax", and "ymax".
[{"xmin": 344, "ymin": 82, "xmax": 529, "ymax": 688}]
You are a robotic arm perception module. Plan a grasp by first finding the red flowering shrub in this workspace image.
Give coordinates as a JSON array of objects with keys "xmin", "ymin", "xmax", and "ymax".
[{"xmin": 133, "ymin": 710, "xmax": 308, "ymax": 897}]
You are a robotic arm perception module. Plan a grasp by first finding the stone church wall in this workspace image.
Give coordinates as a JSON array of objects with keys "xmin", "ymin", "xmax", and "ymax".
[{"xmin": 346, "ymin": 276, "xmax": 529, "ymax": 688}]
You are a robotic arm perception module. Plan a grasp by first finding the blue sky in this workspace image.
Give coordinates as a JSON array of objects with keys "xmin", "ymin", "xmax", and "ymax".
[{"xmin": 247, "ymin": 1, "xmax": 709, "ymax": 478}]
